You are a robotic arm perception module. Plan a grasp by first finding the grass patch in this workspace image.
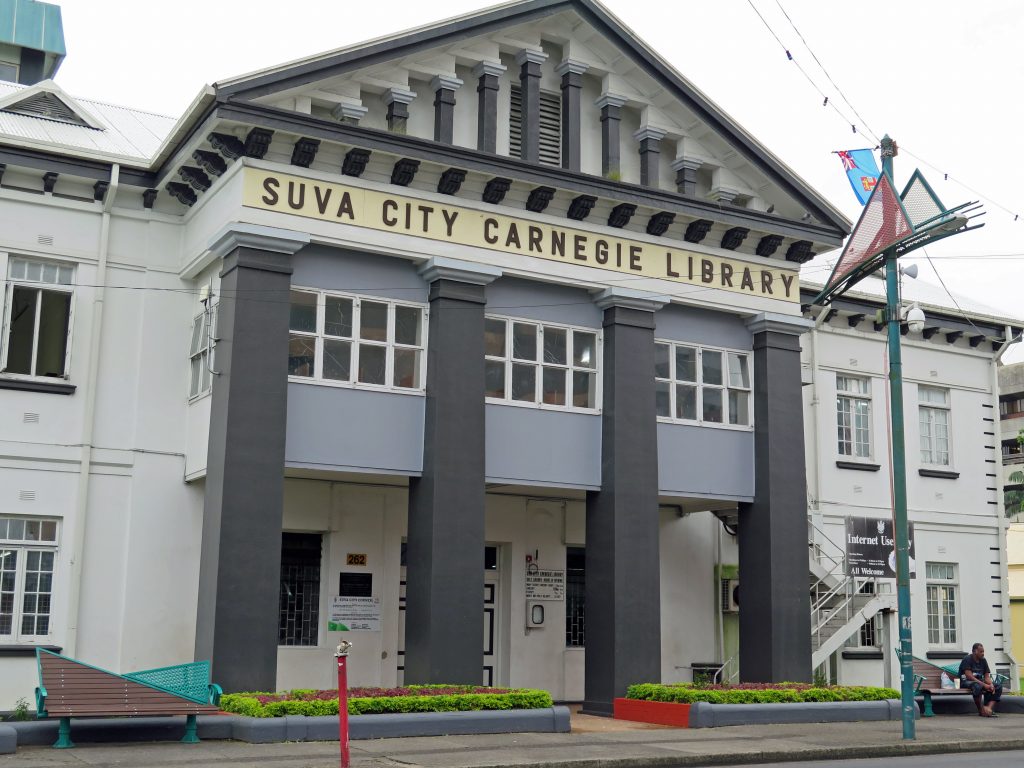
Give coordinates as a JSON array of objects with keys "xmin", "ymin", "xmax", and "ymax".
[
  {"xmin": 626, "ymin": 682, "xmax": 899, "ymax": 705},
  {"xmin": 221, "ymin": 685, "xmax": 553, "ymax": 718}
]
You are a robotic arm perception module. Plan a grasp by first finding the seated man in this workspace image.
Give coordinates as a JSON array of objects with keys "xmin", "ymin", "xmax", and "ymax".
[{"xmin": 959, "ymin": 642, "xmax": 1002, "ymax": 717}]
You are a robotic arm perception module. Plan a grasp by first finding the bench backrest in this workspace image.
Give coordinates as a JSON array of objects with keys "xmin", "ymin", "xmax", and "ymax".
[
  {"xmin": 124, "ymin": 661, "xmax": 211, "ymax": 704},
  {"xmin": 910, "ymin": 657, "xmax": 946, "ymax": 690}
]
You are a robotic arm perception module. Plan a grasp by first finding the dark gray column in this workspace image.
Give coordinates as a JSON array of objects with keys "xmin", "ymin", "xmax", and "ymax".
[
  {"xmin": 556, "ymin": 59, "xmax": 588, "ymax": 172},
  {"xmin": 384, "ymin": 88, "xmax": 416, "ymax": 134},
  {"xmin": 738, "ymin": 314, "xmax": 813, "ymax": 683},
  {"xmin": 516, "ymin": 49, "xmax": 547, "ymax": 164},
  {"xmin": 597, "ymin": 94, "xmax": 626, "ymax": 179},
  {"xmin": 473, "ymin": 61, "xmax": 505, "ymax": 154},
  {"xmin": 405, "ymin": 257, "xmax": 502, "ymax": 684},
  {"xmin": 195, "ymin": 224, "xmax": 309, "ymax": 693},
  {"xmin": 634, "ymin": 127, "xmax": 665, "ymax": 188},
  {"xmin": 672, "ymin": 157, "xmax": 701, "ymax": 196},
  {"xmin": 583, "ymin": 288, "xmax": 667, "ymax": 716},
  {"xmin": 432, "ymin": 75, "xmax": 462, "ymax": 145},
  {"xmin": 331, "ymin": 101, "xmax": 368, "ymax": 125}
]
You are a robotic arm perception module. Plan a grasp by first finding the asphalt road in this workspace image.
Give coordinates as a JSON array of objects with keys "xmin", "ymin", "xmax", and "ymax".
[{"xmin": 729, "ymin": 751, "xmax": 1024, "ymax": 768}]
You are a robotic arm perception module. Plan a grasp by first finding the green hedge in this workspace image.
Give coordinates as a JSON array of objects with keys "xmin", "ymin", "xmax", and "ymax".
[
  {"xmin": 625, "ymin": 683, "xmax": 899, "ymax": 705},
  {"xmin": 220, "ymin": 688, "xmax": 553, "ymax": 718}
]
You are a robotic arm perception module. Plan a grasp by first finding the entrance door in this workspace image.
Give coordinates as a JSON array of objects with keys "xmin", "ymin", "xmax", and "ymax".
[{"xmin": 397, "ymin": 544, "xmax": 501, "ymax": 686}]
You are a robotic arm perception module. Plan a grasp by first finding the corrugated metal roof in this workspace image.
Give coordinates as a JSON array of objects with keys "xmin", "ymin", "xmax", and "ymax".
[{"xmin": 0, "ymin": 81, "xmax": 176, "ymax": 163}]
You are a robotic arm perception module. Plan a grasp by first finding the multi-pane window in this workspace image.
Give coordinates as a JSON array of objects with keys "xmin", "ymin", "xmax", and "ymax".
[
  {"xmin": 484, "ymin": 317, "xmax": 599, "ymax": 410},
  {"xmin": 655, "ymin": 342, "xmax": 751, "ymax": 426},
  {"xmin": 0, "ymin": 516, "xmax": 58, "ymax": 640},
  {"xmin": 2, "ymin": 257, "xmax": 74, "ymax": 379},
  {"xmin": 837, "ymin": 375, "xmax": 872, "ymax": 458},
  {"xmin": 925, "ymin": 562, "xmax": 958, "ymax": 647},
  {"xmin": 919, "ymin": 386, "xmax": 951, "ymax": 466},
  {"xmin": 188, "ymin": 307, "xmax": 216, "ymax": 399},
  {"xmin": 278, "ymin": 533, "xmax": 322, "ymax": 647},
  {"xmin": 565, "ymin": 547, "xmax": 585, "ymax": 648},
  {"xmin": 288, "ymin": 290, "xmax": 426, "ymax": 391}
]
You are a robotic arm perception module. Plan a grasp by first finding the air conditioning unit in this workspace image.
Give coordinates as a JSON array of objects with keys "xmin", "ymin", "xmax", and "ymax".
[{"xmin": 721, "ymin": 578, "xmax": 739, "ymax": 613}]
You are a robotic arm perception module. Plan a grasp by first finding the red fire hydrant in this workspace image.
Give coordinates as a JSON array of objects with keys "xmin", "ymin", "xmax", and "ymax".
[{"xmin": 335, "ymin": 640, "xmax": 353, "ymax": 768}]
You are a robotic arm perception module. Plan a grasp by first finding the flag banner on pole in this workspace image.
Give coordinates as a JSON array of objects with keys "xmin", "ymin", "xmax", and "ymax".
[
  {"xmin": 837, "ymin": 148, "xmax": 881, "ymax": 205},
  {"xmin": 815, "ymin": 173, "xmax": 914, "ymax": 302}
]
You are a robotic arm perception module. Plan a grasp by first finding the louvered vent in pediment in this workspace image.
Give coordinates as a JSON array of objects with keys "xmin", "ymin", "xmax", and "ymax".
[
  {"xmin": 510, "ymin": 85, "xmax": 561, "ymax": 167},
  {"xmin": 4, "ymin": 91, "xmax": 91, "ymax": 127}
]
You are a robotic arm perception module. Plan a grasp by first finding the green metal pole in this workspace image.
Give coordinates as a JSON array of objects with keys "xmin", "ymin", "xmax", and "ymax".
[{"xmin": 881, "ymin": 134, "xmax": 915, "ymax": 740}]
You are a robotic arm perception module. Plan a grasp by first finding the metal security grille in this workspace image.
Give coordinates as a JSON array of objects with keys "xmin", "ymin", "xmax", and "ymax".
[
  {"xmin": 510, "ymin": 86, "xmax": 561, "ymax": 166},
  {"xmin": 279, "ymin": 533, "xmax": 322, "ymax": 646},
  {"xmin": 565, "ymin": 546, "xmax": 585, "ymax": 647}
]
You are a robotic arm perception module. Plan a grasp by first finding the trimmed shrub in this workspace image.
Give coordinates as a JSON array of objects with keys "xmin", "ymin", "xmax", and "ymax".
[
  {"xmin": 220, "ymin": 686, "xmax": 553, "ymax": 718},
  {"xmin": 625, "ymin": 682, "xmax": 898, "ymax": 705}
]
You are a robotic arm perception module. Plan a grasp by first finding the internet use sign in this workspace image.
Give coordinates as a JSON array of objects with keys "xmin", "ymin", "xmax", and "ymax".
[{"xmin": 844, "ymin": 516, "xmax": 916, "ymax": 579}]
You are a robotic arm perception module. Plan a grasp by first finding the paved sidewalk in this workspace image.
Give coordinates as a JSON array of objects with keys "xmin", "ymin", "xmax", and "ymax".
[{"xmin": 1, "ymin": 713, "xmax": 1021, "ymax": 768}]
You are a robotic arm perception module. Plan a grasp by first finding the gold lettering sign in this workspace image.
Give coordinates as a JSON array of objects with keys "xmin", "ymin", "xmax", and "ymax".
[{"xmin": 242, "ymin": 169, "xmax": 799, "ymax": 302}]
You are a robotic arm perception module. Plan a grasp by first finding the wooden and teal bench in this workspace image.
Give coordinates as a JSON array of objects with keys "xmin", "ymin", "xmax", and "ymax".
[
  {"xmin": 906, "ymin": 653, "xmax": 1009, "ymax": 717},
  {"xmin": 35, "ymin": 648, "xmax": 222, "ymax": 748}
]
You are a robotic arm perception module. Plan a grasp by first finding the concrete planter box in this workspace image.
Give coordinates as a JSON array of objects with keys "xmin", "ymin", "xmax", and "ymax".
[
  {"xmin": 613, "ymin": 698, "xmax": 918, "ymax": 729},
  {"xmin": 1, "ymin": 706, "xmax": 571, "ymax": 754}
]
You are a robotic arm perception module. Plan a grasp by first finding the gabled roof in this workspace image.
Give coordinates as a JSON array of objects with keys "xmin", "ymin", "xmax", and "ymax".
[
  {"xmin": 0, "ymin": 79, "xmax": 102, "ymax": 128},
  {"xmin": 216, "ymin": 0, "xmax": 850, "ymax": 238},
  {"xmin": 0, "ymin": 80, "xmax": 177, "ymax": 163}
]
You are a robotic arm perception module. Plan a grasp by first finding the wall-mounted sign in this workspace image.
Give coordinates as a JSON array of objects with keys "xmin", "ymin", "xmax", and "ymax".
[
  {"xmin": 328, "ymin": 596, "xmax": 381, "ymax": 632},
  {"xmin": 346, "ymin": 553, "xmax": 367, "ymax": 566},
  {"xmin": 243, "ymin": 169, "xmax": 799, "ymax": 303},
  {"xmin": 339, "ymin": 572, "xmax": 373, "ymax": 597},
  {"xmin": 525, "ymin": 568, "xmax": 566, "ymax": 601},
  {"xmin": 844, "ymin": 516, "xmax": 916, "ymax": 579}
]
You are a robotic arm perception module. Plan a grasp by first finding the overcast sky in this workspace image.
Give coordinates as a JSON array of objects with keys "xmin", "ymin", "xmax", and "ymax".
[{"xmin": 50, "ymin": 0, "xmax": 1024, "ymax": 360}]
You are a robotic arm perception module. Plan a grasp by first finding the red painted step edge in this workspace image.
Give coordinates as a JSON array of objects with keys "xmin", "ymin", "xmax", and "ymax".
[{"xmin": 613, "ymin": 698, "xmax": 690, "ymax": 727}]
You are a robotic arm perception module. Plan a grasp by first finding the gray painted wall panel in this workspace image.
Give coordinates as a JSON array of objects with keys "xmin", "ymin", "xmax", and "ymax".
[
  {"xmin": 485, "ymin": 405, "xmax": 601, "ymax": 488},
  {"xmin": 486, "ymin": 277, "xmax": 601, "ymax": 328},
  {"xmin": 286, "ymin": 383, "xmax": 424, "ymax": 474},
  {"xmin": 655, "ymin": 304, "xmax": 751, "ymax": 350},
  {"xmin": 657, "ymin": 423, "xmax": 754, "ymax": 500},
  {"xmin": 291, "ymin": 245, "xmax": 428, "ymax": 302}
]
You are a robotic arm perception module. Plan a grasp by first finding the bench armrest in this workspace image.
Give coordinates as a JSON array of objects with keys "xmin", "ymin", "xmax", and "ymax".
[
  {"xmin": 35, "ymin": 685, "xmax": 47, "ymax": 718},
  {"xmin": 913, "ymin": 674, "xmax": 925, "ymax": 693},
  {"xmin": 208, "ymin": 683, "xmax": 223, "ymax": 707}
]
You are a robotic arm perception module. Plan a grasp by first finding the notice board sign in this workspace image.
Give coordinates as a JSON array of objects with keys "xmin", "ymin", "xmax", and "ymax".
[
  {"xmin": 328, "ymin": 596, "xmax": 381, "ymax": 631},
  {"xmin": 844, "ymin": 516, "xmax": 916, "ymax": 578},
  {"xmin": 525, "ymin": 568, "xmax": 565, "ymax": 600}
]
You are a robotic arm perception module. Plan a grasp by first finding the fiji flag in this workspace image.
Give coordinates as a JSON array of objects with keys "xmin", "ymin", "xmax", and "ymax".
[{"xmin": 837, "ymin": 149, "xmax": 881, "ymax": 205}]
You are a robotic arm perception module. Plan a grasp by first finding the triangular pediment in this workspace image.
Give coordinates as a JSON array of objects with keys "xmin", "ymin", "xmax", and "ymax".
[
  {"xmin": 0, "ymin": 79, "xmax": 104, "ymax": 129},
  {"xmin": 212, "ymin": 0, "xmax": 847, "ymax": 238}
]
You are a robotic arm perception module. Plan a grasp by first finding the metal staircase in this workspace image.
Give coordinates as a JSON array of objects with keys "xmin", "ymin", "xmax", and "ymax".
[{"xmin": 809, "ymin": 518, "xmax": 896, "ymax": 670}]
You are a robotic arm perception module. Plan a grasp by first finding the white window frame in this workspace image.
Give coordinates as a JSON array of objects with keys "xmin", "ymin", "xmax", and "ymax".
[
  {"xmin": 187, "ymin": 304, "xmax": 217, "ymax": 401},
  {"xmin": 654, "ymin": 341, "xmax": 753, "ymax": 430},
  {"xmin": 1, "ymin": 255, "xmax": 75, "ymax": 382},
  {"xmin": 287, "ymin": 288, "xmax": 428, "ymax": 394},
  {"xmin": 925, "ymin": 561, "xmax": 958, "ymax": 649},
  {"xmin": 0, "ymin": 516, "xmax": 59, "ymax": 643},
  {"xmin": 484, "ymin": 315, "xmax": 601, "ymax": 413},
  {"xmin": 836, "ymin": 374, "xmax": 872, "ymax": 459},
  {"xmin": 919, "ymin": 385, "xmax": 952, "ymax": 467}
]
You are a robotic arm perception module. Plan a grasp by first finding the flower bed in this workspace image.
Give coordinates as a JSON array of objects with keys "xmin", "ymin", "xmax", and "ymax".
[
  {"xmin": 626, "ymin": 682, "xmax": 899, "ymax": 705},
  {"xmin": 220, "ymin": 685, "xmax": 553, "ymax": 718}
]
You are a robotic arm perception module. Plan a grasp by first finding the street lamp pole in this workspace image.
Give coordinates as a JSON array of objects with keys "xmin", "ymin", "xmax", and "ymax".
[{"xmin": 880, "ymin": 134, "xmax": 916, "ymax": 740}]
